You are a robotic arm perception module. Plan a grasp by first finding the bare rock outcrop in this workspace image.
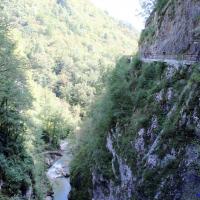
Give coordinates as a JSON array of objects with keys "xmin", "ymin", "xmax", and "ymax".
[{"xmin": 139, "ymin": 0, "xmax": 200, "ymax": 61}]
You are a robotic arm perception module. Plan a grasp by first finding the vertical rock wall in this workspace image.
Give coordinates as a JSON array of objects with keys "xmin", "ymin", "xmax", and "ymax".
[
  {"xmin": 92, "ymin": 62, "xmax": 200, "ymax": 200},
  {"xmin": 139, "ymin": 0, "xmax": 200, "ymax": 61}
]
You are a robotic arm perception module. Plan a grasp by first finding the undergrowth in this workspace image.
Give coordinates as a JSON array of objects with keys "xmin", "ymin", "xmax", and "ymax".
[{"xmin": 70, "ymin": 56, "xmax": 200, "ymax": 199}]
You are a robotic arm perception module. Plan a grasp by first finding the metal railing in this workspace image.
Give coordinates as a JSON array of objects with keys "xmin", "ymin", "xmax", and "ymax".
[{"xmin": 142, "ymin": 53, "xmax": 200, "ymax": 62}]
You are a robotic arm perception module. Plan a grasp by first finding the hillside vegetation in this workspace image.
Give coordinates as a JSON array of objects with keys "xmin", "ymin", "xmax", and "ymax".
[
  {"xmin": 70, "ymin": 0, "xmax": 200, "ymax": 199},
  {"xmin": 2, "ymin": 0, "xmax": 138, "ymax": 111},
  {"xmin": 71, "ymin": 55, "xmax": 200, "ymax": 200},
  {"xmin": 0, "ymin": 0, "xmax": 138, "ymax": 199}
]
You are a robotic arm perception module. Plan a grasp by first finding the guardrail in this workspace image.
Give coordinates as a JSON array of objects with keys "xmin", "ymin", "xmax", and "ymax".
[{"xmin": 142, "ymin": 53, "xmax": 200, "ymax": 62}]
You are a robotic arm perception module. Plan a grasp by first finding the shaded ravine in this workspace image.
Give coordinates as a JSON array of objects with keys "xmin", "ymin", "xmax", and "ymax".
[{"xmin": 47, "ymin": 140, "xmax": 73, "ymax": 200}]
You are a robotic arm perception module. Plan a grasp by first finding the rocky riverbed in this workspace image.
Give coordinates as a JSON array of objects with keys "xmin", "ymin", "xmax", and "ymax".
[{"xmin": 46, "ymin": 140, "xmax": 73, "ymax": 200}]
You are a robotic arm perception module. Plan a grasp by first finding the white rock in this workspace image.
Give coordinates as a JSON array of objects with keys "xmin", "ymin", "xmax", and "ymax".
[{"xmin": 147, "ymin": 154, "xmax": 159, "ymax": 167}]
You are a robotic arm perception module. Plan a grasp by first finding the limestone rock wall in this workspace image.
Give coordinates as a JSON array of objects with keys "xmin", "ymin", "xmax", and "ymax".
[{"xmin": 139, "ymin": 0, "xmax": 200, "ymax": 61}]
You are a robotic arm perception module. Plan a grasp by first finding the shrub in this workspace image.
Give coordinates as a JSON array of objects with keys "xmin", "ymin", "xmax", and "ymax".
[
  {"xmin": 139, "ymin": 25, "xmax": 156, "ymax": 44},
  {"xmin": 156, "ymin": 0, "xmax": 170, "ymax": 13}
]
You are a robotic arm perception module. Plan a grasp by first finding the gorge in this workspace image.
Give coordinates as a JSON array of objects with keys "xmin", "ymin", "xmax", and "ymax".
[
  {"xmin": 70, "ymin": 0, "xmax": 200, "ymax": 200},
  {"xmin": 0, "ymin": 0, "xmax": 137, "ymax": 199},
  {"xmin": 0, "ymin": 0, "xmax": 199, "ymax": 200}
]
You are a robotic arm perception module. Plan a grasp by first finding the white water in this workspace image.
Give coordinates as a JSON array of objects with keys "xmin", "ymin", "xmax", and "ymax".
[{"xmin": 47, "ymin": 140, "xmax": 72, "ymax": 200}]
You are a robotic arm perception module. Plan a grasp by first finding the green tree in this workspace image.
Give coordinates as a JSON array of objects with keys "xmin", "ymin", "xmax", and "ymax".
[
  {"xmin": 0, "ymin": 20, "xmax": 34, "ymax": 199},
  {"xmin": 139, "ymin": 0, "xmax": 156, "ymax": 18}
]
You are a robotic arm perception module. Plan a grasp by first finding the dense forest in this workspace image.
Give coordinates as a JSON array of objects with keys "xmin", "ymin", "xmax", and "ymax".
[
  {"xmin": 0, "ymin": 0, "xmax": 138, "ymax": 199},
  {"xmin": 1, "ymin": 0, "xmax": 198, "ymax": 200},
  {"xmin": 0, "ymin": 21, "xmax": 36, "ymax": 200}
]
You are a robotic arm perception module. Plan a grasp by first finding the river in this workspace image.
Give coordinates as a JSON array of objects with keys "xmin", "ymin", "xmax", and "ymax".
[{"xmin": 46, "ymin": 140, "xmax": 72, "ymax": 200}]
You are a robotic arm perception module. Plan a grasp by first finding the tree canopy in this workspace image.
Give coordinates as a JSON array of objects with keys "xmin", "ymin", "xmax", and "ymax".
[{"xmin": 0, "ymin": 0, "xmax": 139, "ymax": 199}]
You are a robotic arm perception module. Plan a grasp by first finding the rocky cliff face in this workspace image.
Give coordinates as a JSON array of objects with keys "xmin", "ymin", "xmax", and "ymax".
[
  {"xmin": 92, "ymin": 61, "xmax": 200, "ymax": 200},
  {"xmin": 71, "ymin": 1, "xmax": 200, "ymax": 200},
  {"xmin": 92, "ymin": 1, "xmax": 200, "ymax": 196},
  {"xmin": 92, "ymin": 129, "xmax": 135, "ymax": 200},
  {"xmin": 139, "ymin": 0, "xmax": 200, "ymax": 61}
]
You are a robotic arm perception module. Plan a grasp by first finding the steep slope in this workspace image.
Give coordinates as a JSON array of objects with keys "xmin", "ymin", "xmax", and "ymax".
[
  {"xmin": 2, "ymin": 0, "xmax": 138, "ymax": 112},
  {"xmin": 71, "ymin": 56, "xmax": 200, "ymax": 200},
  {"xmin": 70, "ymin": 1, "xmax": 200, "ymax": 200},
  {"xmin": 139, "ymin": 0, "xmax": 200, "ymax": 61},
  {"xmin": 91, "ymin": 58, "xmax": 200, "ymax": 200},
  {"xmin": 0, "ymin": 22, "xmax": 35, "ymax": 200},
  {"xmin": 0, "ymin": 0, "xmax": 139, "ymax": 199},
  {"xmin": 1, "ymin": 0, "xmax": 138, "ymax": 147}
]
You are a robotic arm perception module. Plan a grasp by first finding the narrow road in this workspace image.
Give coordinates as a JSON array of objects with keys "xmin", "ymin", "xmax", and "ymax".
[{"xmin": 141, "ymin": 57, "xmax": 198, "ymax": 67}]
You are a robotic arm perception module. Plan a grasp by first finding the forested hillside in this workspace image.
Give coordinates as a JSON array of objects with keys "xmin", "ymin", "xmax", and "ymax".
[
  {"xmin": 0, "ymin": 0, "xmax": 138, "ymax": 199},
  {"xmin": 0, "ymin": 22, "xmax": 35, "ymax": 200},
  {"xmin": 2, "ymin": 0, "xmax": 138, "ymax": 111}
]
